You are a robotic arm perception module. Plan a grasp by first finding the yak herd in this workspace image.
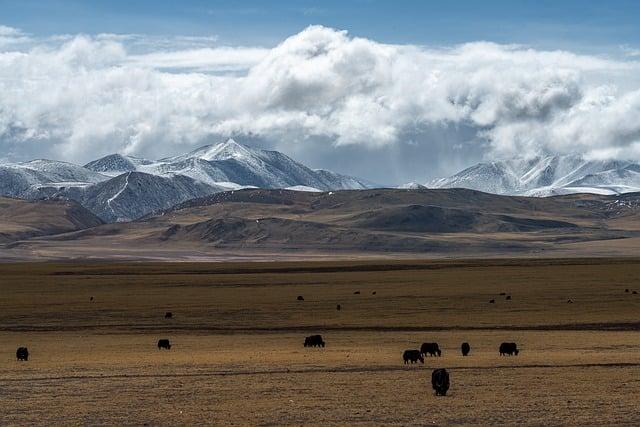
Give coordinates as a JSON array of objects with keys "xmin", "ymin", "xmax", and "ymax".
[{"xmin": 13, "ymin": 292, "xmax": 525, "ymax": 398}]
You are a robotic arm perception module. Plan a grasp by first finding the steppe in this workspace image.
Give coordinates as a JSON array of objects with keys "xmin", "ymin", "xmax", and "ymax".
[{"xmin": 2, "ymin": 259, "xmax": 640, "ymax": 425}]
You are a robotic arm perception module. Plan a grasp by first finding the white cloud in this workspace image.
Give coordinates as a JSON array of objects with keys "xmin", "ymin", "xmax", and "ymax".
[{"xmin": 1, "ymin": 24, "xmax": 640, "ymax": 179}]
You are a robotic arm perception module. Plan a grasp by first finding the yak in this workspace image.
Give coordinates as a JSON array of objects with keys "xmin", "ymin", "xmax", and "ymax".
[
  {"xmin": 499, "ymin": 342, "xmax": 519, "ymax": 356},
  {"xmin": 461, "ymin": 342, "xmax": 470, "ymax": 356},
  {"xmin": 16, "ymin": 347, "xmax": 29, "ymax": 361},
  {"xmin": 431, "ymin": 368, "xmax": 450, "ymax": 396},
  {"xmin": 157, "ymin": 339, "xmax": 172, "ymax": 350},
  {"xmin": 420, "ymin": 342, "xmax": 442, "ymax": 357},
  {"xmin": 304, "ymin": 335, "xmax": 325, "ymax": 348},
  {"xmin": 403, "ymin": 349, "xmax": 424, "ymax": 364}
]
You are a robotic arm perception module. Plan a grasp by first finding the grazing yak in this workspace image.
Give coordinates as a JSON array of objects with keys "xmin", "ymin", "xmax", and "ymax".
[
  {"xmin": 489, "ymin": 299, "xmax": 496, "ymax": 304},
  {"xmin": 431, "ymin": 368, "xmax": 450, "ymax": 396},
  {"xmin": 403, "ymin": 350, "xmax": 424, "ymax": 364},
  {"xmin": 304, "ymin": 335, "xmax": 325, "ymax": 348},
  {"xmin": 16, "ymin": 347, "xmax": 29, "ymax": 361},
  {"xmin": 336, "ymin": 304, "xmax": 341, "ymax": 311},
  {"xmin": 505, "ymin": 295, "xmax": 512, "ymax": 300},
  {"xmin": 297, "ymin": 295, "xmax": 304, "ymax": 301},
  {"xmin": 461, "ymin": 342, "xmax": 470, "ymax": 356},
  {"xmin": 420, "ymin": 342, "xmax": 442, "ymax": 357},
  {"xmin": 157, "ymin": 339, "xmax": 172, "ymax": 350},
  {"xmin": 164, "ymin": 312, "xmax": 173, "ymax": 319},
  {"xmin": 499, "ymin": 342, "xmax": 519, "ymax": 356}
]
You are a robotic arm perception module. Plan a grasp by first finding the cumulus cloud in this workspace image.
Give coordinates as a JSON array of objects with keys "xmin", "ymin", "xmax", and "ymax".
[{"xmin": 1, "ymin": 25, "xmax": 640, "ymax": 182}]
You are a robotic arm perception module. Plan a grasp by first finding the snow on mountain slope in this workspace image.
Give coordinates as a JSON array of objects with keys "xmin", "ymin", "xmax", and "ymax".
[
  {"xmin": 87, "ymin": 139, "xmax": 370, "ymax": 191},
  {"xmin": 430, "ymin": 155, "xmax": 640, "ymax": 196},
  {"xmin": 46, "ymin": 172, "xmax": 224, "ymax": 222},
  {"xmin": 1, "ymin": 139, "xmax": 370, "ymax": 222},
  {"xmin": 0, "ymin": 160, "xmax": 109, "ymax": 198}
]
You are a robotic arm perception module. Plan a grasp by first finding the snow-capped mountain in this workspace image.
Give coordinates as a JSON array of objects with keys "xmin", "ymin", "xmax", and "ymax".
[
  {"xmin": 428, "ymin": 155, "xmax": 640, "ymax": 196},
  {"xmin": 0, "ymin": 139, "xmax": 371, "ymax": 222},
  {"xmin": 85, "ymin": 139, "xmax": 370, "ymax": 191}
]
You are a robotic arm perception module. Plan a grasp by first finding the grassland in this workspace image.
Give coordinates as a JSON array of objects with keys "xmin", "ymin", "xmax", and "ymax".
[{"xmin": 2, "ymin": 259, "xmax": 640, "ymax": 425}]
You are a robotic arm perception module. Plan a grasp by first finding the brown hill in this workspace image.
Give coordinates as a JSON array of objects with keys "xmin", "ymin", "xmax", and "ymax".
[
  {"xmin": 0, "ymin": 197, "xmax": 103, "ymax": 243},
  {"xmin": 3, "ymin": 188, "xmax": 640, "ymax": 260}
]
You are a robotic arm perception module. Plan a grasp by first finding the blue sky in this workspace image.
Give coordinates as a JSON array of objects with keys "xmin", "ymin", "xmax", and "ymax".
[
  {"xmin": 2, "ymin": 0, "xmax": 640, "ymax": 51},
  {"xmin": 1, "ymin": 1, "xmax": 640, "ymax": 184}
]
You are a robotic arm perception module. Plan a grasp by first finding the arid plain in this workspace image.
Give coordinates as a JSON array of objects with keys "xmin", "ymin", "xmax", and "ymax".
[{"xmin": 2, "ymin": 259, "xmax": 640, "ymax": 425}]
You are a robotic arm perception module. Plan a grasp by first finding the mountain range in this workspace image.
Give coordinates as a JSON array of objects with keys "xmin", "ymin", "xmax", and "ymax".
[
  {"xmin": 3, "ymin": 187, "xmax": 640, "ymax": 261},
  {"xmin": 0, "ymin": 139, "xmax": 370, "ymax": 222},
  {"xmin": 427, "ymin": 154, "xmax": 640, "ymax": 196}
]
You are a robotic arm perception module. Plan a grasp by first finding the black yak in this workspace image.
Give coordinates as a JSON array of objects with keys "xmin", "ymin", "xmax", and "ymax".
[
  {"xmin": 461, "ymin": 342, "xmax": 470, "ymax": 356},
  {"xmin": 403, "ymin": 350, "xmax": 424, "ymax": 364},
  {"xmin": 420, "ymin": 342, "xmax": 442, "ymax": 357},
  {"xmin": 157, "ymin": 339, "xmax": 172, "ymax": 350},
  {"xmin": 16, "ymin": 347, "xmax": 29, "ymax": 361},
  {"xmin": 431, "ymin": 368, "xmax": 450, "ymax": 396},
  {"xmin": 499, "ymin": 342, "xmax": 519, "ymax": 356},
  {"xmin": 304, "ymin": 335, "xmax": 325, "ymax": 348}
]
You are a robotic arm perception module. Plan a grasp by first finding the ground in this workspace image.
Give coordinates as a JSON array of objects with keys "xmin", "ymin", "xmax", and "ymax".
[{"xmin": 2, "ymin": 259, "xmax": 640, "ymax": 425}]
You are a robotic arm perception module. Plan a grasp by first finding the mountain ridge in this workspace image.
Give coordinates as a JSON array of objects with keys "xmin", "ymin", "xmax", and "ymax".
[
  {"xmin": 427, "ymin": 154, "xmax": 640, "ymax": 196},
  {"xmin": 0, "ymin": 139, "xmax": 371, "ymax": 222}
]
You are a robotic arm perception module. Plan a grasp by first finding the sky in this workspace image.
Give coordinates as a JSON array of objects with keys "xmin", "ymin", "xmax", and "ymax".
[{"xmin": 1, "ymin": 0, "xmax": 640, "ymax": 184}]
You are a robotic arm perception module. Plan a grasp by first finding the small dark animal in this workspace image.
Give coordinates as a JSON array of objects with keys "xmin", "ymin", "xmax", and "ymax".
[
  {"xmin": 633, "ymin": 291, "xmax": 638, "ymax": 295},
  {"xmin": 297, "ymin": 295, "xmax": 304, "ymax": 301},
  {"xmin": 461, "ymin": 342, "xmax": 470, "ymax": 356},
  {"xmin": 157, "ymin": 339, "xmax": 171, "ymax": 350},
  {"xmin": 372, "ymin": 291, "xmax": 376, "ymax": 295},
  {"xmin": 499, "ymin": 292, "xmax": 506, "ymax": 296},
  {"xmin": 164, "ymin": 312, "xmax": 173, "ymax": 319},
  {"xmin": 625, "ymin": 289, "xmax": 630, "ymax": 293},
  {"xmin": 16, "ymin": 347, "xmax": 29, "ymax": 361},
  {"xmin": 403, "ymin": 349, "xmax": 424, "ymax": 364},
  {"xmin": 420, "ymin": 342, "xmax": 442, "ymax": 357},
  {"xmin": 489, "ymin": 299, "xmax": 495, "ymax": 304},
  {"xmin": 336, "ymin": 304, "xmax": 341, "ymax": 311},
  {"xmin": 354, "ymin": 291, "xmax": 360, "ymax": 295},
  {"xmin": 499, "ymin": 342, "xmax": 519, "ymax": 356},
  {"xmin": 304, "ymin": 335, "xmax": 325, "ymax": 348},
  {"xmin": 505, "ymin": 295, "xmax": 512, "ymax": 300},
  {"xmin": 567, "ymin": 299, "xmax": 573, "ymax": 303},
  {"xmin": 89, "ymin": 296, "xmax": 94, "ymax": 302},
  {"xmin": 431, "ymin": 368, "xmax": 450, "ymax": 396}
]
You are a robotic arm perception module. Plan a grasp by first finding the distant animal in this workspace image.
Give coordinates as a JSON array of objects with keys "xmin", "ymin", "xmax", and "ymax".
[
  {"xmin": 16, "ymin": 347, "xmax": 29, "ymax": 361},
  {"xmin": 403, "ymin": 349, "xmax": 424, "ymax": 364},
  {"xmin": 157, "ymin": 339, "xmax": 171, "ymax": 350},
  {"xmin": 567, "ymin": 299, "xmax": 573, "ymax": 304},
  {"xmin": 89, "ymin": 296, "xmax": 94, "ymax": 302},
  {"xmin": 499, "ymin": 342, "xmax": 519, "ymax": 356},
  {"xmin": 499, "ymin": 292, "xmax": 506, "ymax": 296},
  {"xmin": 304, "ymin": 335, "xmax": 325, "ymax": 348},
  {"xmin": 461, "ymin": 342, "xmax": 470, "ymax": 356},
  {"xmin": 420, "ymin": 342, "xmax": 442, "ymax": 357},
  {"xmin": 297, "ymin": 295, "xmax": 304, "ymax": 301},
  {"xmin": 633, "ymin": 291, "xmax": 638, "ymax": 295},
  {"xmin": 336, "ymin": 304, "xmax": 341, "ymax": 311},
  {"xmin": 164, "ymin": 312, "xmax": 173, "ymax": 319},
  {"xmin": 372, "ymin": 291, "xmax": 377, "ymax": 295},
  {"xmin": 354, "ymin": 291, "xmax": 360, "ymax": 295},
  {"xmin": 625, "ymin": 289, "xmax": 630, "ymax": 293},
  {"xmin": 431, "ymin": 368, "xmax": 450, "ymax": 396},
  {"xmin": 489, "ymin": 299, "xmax": 495, "ymax": 304},
  {"xmin": 505, "ymin": 295, "xmax": 512, "ymax": 300}
]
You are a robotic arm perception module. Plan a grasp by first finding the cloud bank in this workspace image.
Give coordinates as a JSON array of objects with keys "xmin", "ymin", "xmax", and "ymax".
[{"xmin": 1, "ymin": 25, "xmax": 640, "ymax": 183}]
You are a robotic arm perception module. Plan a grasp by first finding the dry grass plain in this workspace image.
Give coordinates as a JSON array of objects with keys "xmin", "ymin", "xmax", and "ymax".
[{"xmin": 2, "ymin": 259, "xmax": 640, "ymax": 425}]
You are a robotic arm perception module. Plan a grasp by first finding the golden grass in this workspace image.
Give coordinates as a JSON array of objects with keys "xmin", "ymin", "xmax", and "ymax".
[{"xmin": 2, "ymin": 259, "xmax": 640, "ymax": 425}]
